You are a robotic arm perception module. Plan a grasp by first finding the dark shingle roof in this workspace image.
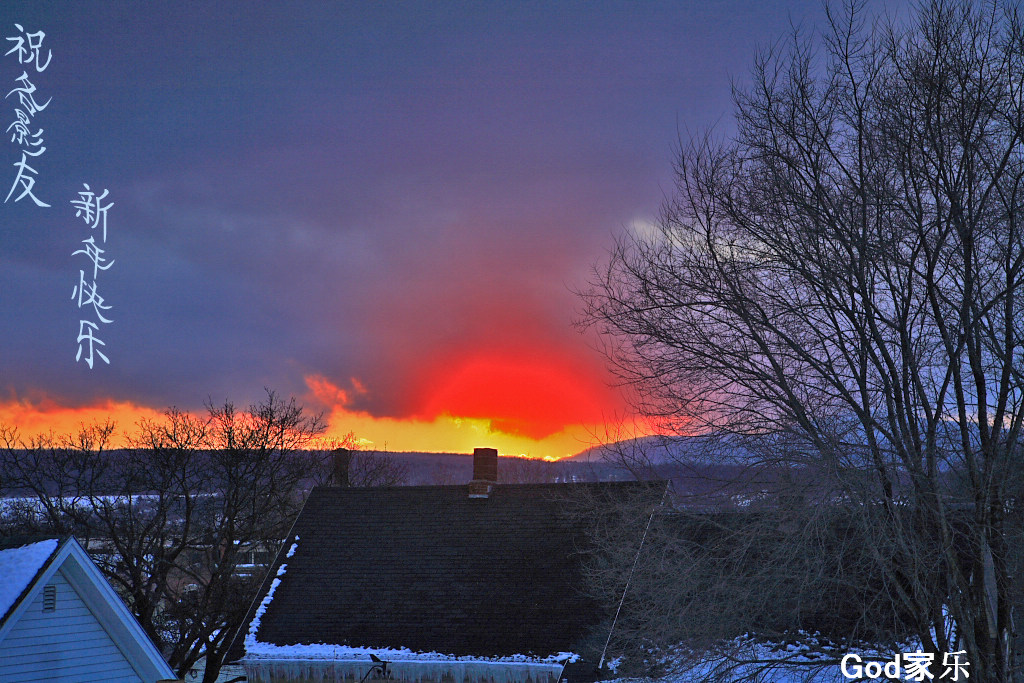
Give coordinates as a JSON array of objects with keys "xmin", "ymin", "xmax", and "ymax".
[{"xmin": 235, "ymin": 481, "xmax": 666, "ymax": 661}]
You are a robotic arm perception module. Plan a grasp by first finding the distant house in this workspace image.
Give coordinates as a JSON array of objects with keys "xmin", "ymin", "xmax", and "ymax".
[
  {"xmin": 231, "ymin": 448, "xmax": 667, "ymax": 683},
  {"xmin": 0, "ymin": 536, "xmax": 177, "ymax": 683}
]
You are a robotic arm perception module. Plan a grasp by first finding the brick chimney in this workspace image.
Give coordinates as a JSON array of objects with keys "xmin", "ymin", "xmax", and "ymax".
[
  {"xmin": 468, "ymin": 447, "xmax": 498, "ymax": 498},
  {"xmin": 332, "ymin": 448, "xmax": 351, "ymax": 487}
]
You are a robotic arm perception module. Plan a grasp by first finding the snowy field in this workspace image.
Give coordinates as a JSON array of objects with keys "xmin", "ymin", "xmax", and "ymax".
[{"xmin": 602, "ymin": 634, "xmax": 953, "ymax": 683}]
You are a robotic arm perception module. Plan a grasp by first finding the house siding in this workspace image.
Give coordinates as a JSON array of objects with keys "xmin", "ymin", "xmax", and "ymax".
[{"xmin": 0, "ymin": 570, "xmax": 143, "ymax": 683}]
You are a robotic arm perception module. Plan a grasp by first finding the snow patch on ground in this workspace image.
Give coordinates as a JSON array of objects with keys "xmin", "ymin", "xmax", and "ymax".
[
  {"xmin": 0, "ymin": 538, "xmax": 58, "ymax": 620},
  {"xmin": 606, "ymin": 633, "xmax": 915, "ymax": 683}
]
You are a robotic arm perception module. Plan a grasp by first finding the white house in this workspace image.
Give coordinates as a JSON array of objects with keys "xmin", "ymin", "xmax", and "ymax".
[{"xmin": 0, "ymin": 536, "xmax": 177, "ymax": 683}]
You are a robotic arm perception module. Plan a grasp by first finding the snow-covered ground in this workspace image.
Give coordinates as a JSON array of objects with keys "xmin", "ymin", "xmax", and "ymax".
[{"xmin": 603, "ymin": 634, "xmax": 934, "ymax": 683}]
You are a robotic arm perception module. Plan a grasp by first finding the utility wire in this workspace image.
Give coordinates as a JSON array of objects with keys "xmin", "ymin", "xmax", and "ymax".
[{"xmin": 598, "ymin": 483, "xmax": 668, "ymax": 670}]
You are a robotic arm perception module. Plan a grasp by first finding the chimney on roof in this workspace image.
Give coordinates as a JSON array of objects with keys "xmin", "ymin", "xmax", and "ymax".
[
  {"xmin": 332, "ymin": 448, "xmax": 351, "ymax": 487},
  {"xmin": 468, "ymin": 447, "xmax": 498, "ymax": 498}
]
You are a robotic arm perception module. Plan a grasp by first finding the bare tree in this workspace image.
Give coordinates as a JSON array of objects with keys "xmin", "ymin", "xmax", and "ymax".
[
  {"xmin": 500, "ymin": 456, "xmax": 564, "ymax": 483},
  {"xmin": 579, "ymin": 480, "xmax": 918, "ymax": 681},
  {"xmin": 583, "ymin": 1, "xmax": 1024, "ymax": 680},
  {"xmin": 306, "ymin": 435, "xmax": 412, "ymax": 488},
  {"xmin": 0, "ymin": 390, "xmax": 335, "ymax": 683}
]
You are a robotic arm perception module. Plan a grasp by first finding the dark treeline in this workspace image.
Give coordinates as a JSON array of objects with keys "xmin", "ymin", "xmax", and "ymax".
[{"xmin": 0, "ymin": 390, "xmax": 398, "ymax": 683}]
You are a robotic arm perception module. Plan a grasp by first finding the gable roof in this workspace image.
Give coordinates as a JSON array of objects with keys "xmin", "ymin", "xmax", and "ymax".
[
  {"xmin": 0, "ymin": 536, "xmax": 176, "ymax": 682},
  {"xmin": 0, "ymin": 537, "xmax": 60, "ymax": 625},
  {"xmin": 234, "ymin": 480, "xmax": 667, "ymax": 665}
]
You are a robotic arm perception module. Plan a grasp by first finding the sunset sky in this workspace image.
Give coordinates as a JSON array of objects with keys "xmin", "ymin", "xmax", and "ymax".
[{"xmin": 2, "ymin": 0, "xmax": 865, "ymax": 458}]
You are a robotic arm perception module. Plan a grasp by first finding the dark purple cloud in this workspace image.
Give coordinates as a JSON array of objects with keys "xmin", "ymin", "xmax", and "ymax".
[{"xmin": 2, "ymin": 0, "xmax": 858, "ymax": 429}]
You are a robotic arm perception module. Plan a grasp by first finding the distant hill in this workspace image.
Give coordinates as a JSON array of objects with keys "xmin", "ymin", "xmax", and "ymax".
[
  {"xmin": 1, "ymin": 442, "xmax": 831, "ymax": 511},
  {"xmin": 567, "ymin": 433, "xmax": 759, "ymax": 464},
  {"xmin": 564, "ymin": 434, "xmax": 836, "ymax": 509},
  {"xmin": 370, "ymin": 450, "xmax": 628, "ymax": 485}
]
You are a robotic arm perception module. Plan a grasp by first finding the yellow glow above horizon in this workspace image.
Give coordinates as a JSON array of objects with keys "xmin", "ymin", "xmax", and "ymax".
[
  {"xmin": 0, "ymin": 386, "xmax": 649, "ymax": 460},
  {"xmin": 315, "ymin": 409, "xmax": 600, "ymax": 459},
  {"xmin": 302, "ymin": 373, "xmax": 617, "ymax": 458}
]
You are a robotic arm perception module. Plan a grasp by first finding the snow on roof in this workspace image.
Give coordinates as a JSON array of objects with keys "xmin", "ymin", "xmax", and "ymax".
[
  {"xmin": 0, "ymin": 539, "xmax": 59, "ymax": 621},
  {"xmin": 243, "ymin": 642, "xmax": 579, "ymax": 664},
  {"xmin": 241, "ymin": 653, "xmax": 573, "ymax": 683},
  {"xmin": 244, "ymin": 537, "xmax": 299, "ymax": 650}
]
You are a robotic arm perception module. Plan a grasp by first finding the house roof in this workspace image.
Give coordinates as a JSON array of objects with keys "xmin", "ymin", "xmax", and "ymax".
[
  {"xmin": 0, "ymin": 537, "xmax": 60, "ymax": 625},
  {"xmin": 234, "ymin": 480, "xmax": 667, "ymax": 664},
  {"xmin": 0, "ymin": 536, "xmax": 176, "ymax": 682}
]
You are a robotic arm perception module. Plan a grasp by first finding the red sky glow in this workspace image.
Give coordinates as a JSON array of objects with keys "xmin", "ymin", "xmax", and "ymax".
[{"xmin": 1, "ymin": 0, "xmax": 839, "ymax": 459}]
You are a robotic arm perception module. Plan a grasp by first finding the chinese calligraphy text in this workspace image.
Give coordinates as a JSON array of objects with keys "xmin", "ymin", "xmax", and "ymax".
[
  {"xmin": 71, "ymin": 183, "xmax": 114, "ymax": 368},
  {"xmin": 4, "ymin": 23, "xmax": 51, "ymax": 207}
]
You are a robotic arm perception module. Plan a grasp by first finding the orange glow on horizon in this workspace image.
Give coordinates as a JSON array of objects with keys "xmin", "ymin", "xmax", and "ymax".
[
  {"xmin": 303, "ymin": 356, "xmax": 638, "ymax": 459},
  {"xmin": 316, "ymin": 408, "xmax": 606, "ymax": 459},
  {"xmin": 416, "ymin": 353, "xmax": 624, "ymax": 440},
  {"xmin": 0, "ymin": 364, "xmax": 647, "ymax": 460},
  {"xmin": 0, "ymin": 394, "xmax": 166, "ymax": 448}
]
